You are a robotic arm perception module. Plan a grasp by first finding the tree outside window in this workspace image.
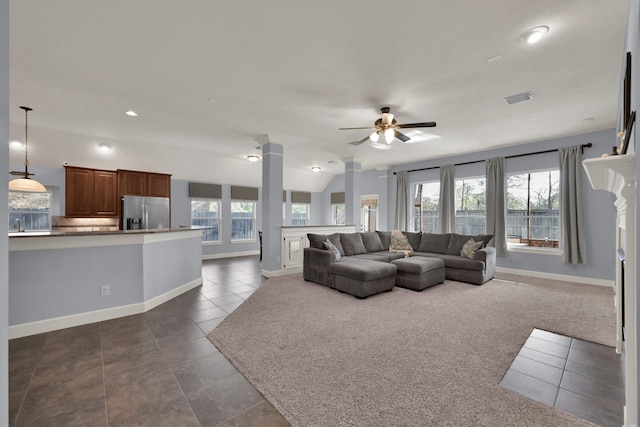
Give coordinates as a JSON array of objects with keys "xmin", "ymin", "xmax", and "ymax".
[
  {"xmin": 190, "ymin": 198, "xmax": 220, "ymax": 242},
  {"xmin": 455, "ymin": 177, "xmax": 486, "ymax": 234},
  {"xmin": 231, "ymin": 201, "xmax": 255, "ymax": 240},
  {"xmin": 411, "ymin": 182, "xmax": 439, "ymax": 232},
  {"xmin": 506, "ymin": 170, "xmax": 559, "ymax": 248}
]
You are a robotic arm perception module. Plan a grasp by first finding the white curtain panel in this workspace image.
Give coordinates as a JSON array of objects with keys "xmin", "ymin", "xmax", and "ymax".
[
  {"xmin": 559, "ymin": 146, "xmax": 587, "ymax": 264},
  {"xmin": 439, "ymin": 164, "xmax": 456, "ymax": 233},
  {"xmin": 486, "ymin": 157, "xmax": 508, "ymax": 256},
  {"xmin": 394, "ymin": 171, "xmax": 408, "ymax": 230}
]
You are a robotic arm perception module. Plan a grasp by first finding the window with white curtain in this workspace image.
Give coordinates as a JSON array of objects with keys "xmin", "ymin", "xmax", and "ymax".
[{"xmin": 506, "ymin": 170, "xmax": 560, "ymax": 248}]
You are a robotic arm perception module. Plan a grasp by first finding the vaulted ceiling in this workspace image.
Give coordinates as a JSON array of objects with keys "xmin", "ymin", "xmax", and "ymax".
[{"xmin": 9, "ymin": 0, "xmax": 628, "ymax": 192}]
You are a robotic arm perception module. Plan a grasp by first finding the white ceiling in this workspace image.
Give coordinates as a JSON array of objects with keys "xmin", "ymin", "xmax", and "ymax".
[{"xmin": 9, "ymin": 0, "xmax": 628, "ymax": 193}]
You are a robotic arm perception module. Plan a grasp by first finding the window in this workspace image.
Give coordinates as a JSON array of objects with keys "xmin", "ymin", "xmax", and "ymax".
[
  {"xmin": 231, "ymin": 201, "xmax": 256, "ymax": 240},
  {"xmin": 332, "ymin": 203, "xmax": 345, "ymax": 225},
  {"xmin": 455, "ymin": 177, "xmax": 486, "ymax": 234},
  {"xmin": 506, "ymin": 170, "xmax": 560, "ymax": 248},
  {"xmin": 411, "ymin": 182, "xmax": 439, "ymax": 232},
  {"xmin": 291, "ymin": 203, "xmax": 309, "ymax": 226},
  {"xmin": 8, "ymin": 190, "xmax": 52, "ymax": 231},
  {"xmin": 190, "ymin": 198, "xmax": 220, "ymax": 242}
]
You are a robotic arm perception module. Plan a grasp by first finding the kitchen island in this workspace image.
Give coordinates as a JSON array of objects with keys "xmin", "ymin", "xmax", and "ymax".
[{"xmin": 8, "ymin": 228, "xmax": 203, "ymax": 338}]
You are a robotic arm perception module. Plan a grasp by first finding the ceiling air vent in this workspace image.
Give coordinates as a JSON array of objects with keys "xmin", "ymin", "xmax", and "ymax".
[{"xmin": 504, "ymin": 91, "xmax": 533, "ymax": 105}]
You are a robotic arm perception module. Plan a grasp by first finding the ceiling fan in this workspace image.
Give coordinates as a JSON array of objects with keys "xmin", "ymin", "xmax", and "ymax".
[{"xmin": 340, "ymin": 107, "xmax": 436, "ymax": 145}]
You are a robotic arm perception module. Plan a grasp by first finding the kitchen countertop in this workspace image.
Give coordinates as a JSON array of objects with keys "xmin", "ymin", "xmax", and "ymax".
[{"xmin": 8, "ymin": 227, "xmax": 206, "ymax": 238}]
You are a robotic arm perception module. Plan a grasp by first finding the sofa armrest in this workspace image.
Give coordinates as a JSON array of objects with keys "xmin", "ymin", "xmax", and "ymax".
[
  {"xmin": 474, "ymin": 247, "xmax": 496, "ymax": 276},
  {"xmin": 303, "ymin": 247, "xmax": 335, "ymax": 286}
]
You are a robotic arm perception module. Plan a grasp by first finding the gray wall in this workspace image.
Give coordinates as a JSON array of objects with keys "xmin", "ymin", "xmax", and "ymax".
[
  {"xmin": 389, "ymin": 128, "xmax": 617, "ymax": 281},
  {"xmin": 320, "ymin": 129, "xmax": 617, "ymax": 281},
  {"xmin": 1, "ymin": 0, "xmax": 8, "ymax": 422}
]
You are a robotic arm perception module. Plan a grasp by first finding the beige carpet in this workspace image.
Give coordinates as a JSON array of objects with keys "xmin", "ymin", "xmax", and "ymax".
[{"xmin": 208, "ymin": 273, "xmax": 615, "ymax": 427}]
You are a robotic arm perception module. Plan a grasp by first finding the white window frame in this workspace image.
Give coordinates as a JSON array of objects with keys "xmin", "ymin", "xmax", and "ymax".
[
  {"xmin": 291, "ymin": 203, "xmax": 310, "ymax": 226},
  {"xmin": 190, "ymin": 198, "xmax": 221, "ymax": 244},
  {"xmin": 410, "ymin": 181, "xmax": 439, "ymax": 233},
  {"xmin": 454, "ymin": 176, "xmax": 486, "ymax": 235},
  {"xmin": 506, "ymin": 169, "xmax": 561, "ymax": 255},
  {"xmin": 231, "ymin": 200, "xmax": 257, "ymax": 242},
  {"xmin": 332, "ymin": 203, "xmax": 345, "ymax": 226}
]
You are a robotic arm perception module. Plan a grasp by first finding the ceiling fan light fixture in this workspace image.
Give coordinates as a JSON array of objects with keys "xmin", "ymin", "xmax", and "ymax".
[
  {"xmin": 311, "ymin": 166, "xmax": 322, "ymax": 172},
  {"xmin": 521, "ymin": 26, "xmax": 549, "ymax": 44},
  {"xmin": 384, "ymin": 128, "xmax": 395, "ymax": 143},
  {"xmin": 247, "ymin": 155, "xmax": 260, "ymax": 162},
  {"xmin": 9, "ymin": 106, "xmax": 46, "ymax": 193},
  {"xmin": 369, "ymin": 131, "xmax": 380, "ymax": 142}
]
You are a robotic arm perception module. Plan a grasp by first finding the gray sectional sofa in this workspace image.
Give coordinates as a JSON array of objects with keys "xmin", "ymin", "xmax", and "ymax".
[{"xmin": 303, "ymin": 231, "xmax": 496, "ymax": 298}]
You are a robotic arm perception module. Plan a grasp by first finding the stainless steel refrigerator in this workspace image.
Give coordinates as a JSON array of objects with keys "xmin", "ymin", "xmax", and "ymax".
[{"xmin": 121, "ymin": 196, "xmax": 170, "ymax": 230}]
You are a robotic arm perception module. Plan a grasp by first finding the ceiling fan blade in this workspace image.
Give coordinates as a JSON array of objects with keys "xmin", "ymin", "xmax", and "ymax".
[
  {"xmin": 395, "ymin": 122, "xmax": 437, "ymax": 129},
  {"xmin": 394, "ymin": 130, "xmax": 411, "ymax": 142},
  {"xmin": 348, "ymin": 135, "xmax": 371, "ymax": 146},
  {"xmin": 339, "ymin": 126, "xmax": 374, "ymax": 130}
]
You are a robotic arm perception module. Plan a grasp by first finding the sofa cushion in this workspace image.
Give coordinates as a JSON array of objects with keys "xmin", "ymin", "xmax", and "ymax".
[
  {"xmin": 461, "ymin": 239, "xmax": 483, "ymax": 258},
  {"xmin": 329, "ymin": 258, "xmax": 397, "ymax": 281},
  {"xmin": 403, "ymin": 232, "xmax": 422, "ymax": 252},
  {"xmin": 360, "ymin": 232, "xmax": 385, "ymax": 253},
  {"xmin": 446, "ymin": 233, "xmax": 493, "ymax": 255},
  {"xmin": 307, "ymin": 233, "xmax": 327, "ymax": 249},
  {"xmin": 377, "ymin": 231, "xmax": 391, "ymax": 250},
  {"xmin": 369, "ymin": 251, "xmax": 406, "ymax": 262},
  {"xmin": 340, "ymin": 233, "xmax": 367, "ymax": 256},
  {"xmin": 327, "ymin": 233, "xmax": 345, "ymax": 256},
  {"xmin": 350, "ymin": 253, "xmax": 390, "ymax": 263},
  {"xmin": 412, "ymin": 252, "xmax": 485, "ymax": 271},
  {"xmin": 419, "ymin": 233, "xmax": 451, "ymax": 254}
]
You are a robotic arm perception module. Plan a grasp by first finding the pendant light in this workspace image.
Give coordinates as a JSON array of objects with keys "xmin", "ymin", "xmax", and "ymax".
[{"xmin": 8, "ymin": 106, "xmax": 46, "ymax": 192}]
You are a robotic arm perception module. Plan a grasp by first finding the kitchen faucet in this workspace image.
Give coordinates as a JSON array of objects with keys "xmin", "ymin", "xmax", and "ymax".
[{"xmin": 13, "ymin": 218, "xmax": 24, "ymax": 232}]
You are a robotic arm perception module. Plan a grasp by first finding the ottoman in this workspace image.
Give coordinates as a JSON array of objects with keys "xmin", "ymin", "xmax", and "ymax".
[
  {"xmin": 328, "ymin": 259, "xmax": 397, "ymax": 299},
  {"xmin": 391, "ymin": 257, "xmax": 445, "ymax": 291}
]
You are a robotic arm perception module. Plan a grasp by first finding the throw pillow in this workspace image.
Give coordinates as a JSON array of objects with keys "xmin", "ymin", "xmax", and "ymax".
[
  {"xmin": 460, "ymin": 238, "xmax": 483, "ymax": 259},
  {"xmin": 360, "ymin": 232, "xmax": 384, "ymax": 253},
  {"xmin": 323, "ymin": 239, "xmax": 341, "ymax": 261},
  {"xmin": 389, "ymin": 230, "xmax": 413, "ymax": 258}
]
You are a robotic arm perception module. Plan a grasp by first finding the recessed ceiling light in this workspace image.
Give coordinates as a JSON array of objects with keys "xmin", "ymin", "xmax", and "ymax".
[
  {"xmin": 247, "ymin": 155, "xmax": 260, "ymax": 162},
  {"xmin": 311, "ymin": 166, "xmax": 322, "ymax": 172},
  {"xmin": 98, "ymin": 143, "xmax": 112, "ymax": 152},
  {"xmin": 520, "ymin": 26, "xmax": 549, "ymax": 44},
  {"xmin": 583, "ymin": 117, "xmax": 595, "ymax": 122},
  {"xmin": 10, "ymin": 140, "xmax": 24, "ymax": 148},
  {"xmin": 125, "ymin": 110, "xmax": 138, "ymax": 117},
  {"xmin": 487, "ymin": 55, "xmax": 502, "ymax": 63},
  {"xmin": 328, "ymin": 160, "xmax": 339, "ymax": 164}
]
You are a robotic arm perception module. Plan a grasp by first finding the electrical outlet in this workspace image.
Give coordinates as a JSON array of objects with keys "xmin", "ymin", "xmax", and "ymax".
[{"xmin": 100, "ymin": 285, "xmax": 110, "ymax": 297}]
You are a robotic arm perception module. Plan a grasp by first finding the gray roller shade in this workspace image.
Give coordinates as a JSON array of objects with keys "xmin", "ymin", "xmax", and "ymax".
[
  {"xmin": 283, "ymin": 190, "xmax": 287, "ymax": 202},
  {"xmin": 189, "ymin": 182, "xmax": 222, "ymax": 199},
  {"xmin": 231, "ymin": 185, "xmax": 259, "ymax": 201},
  {"xmin": 331, "ymin": 192, "xmax": 345, "ymax": 204},
  {"xmin": 291, "ymin": 191, "xmax": 311, "ymax": 204}
]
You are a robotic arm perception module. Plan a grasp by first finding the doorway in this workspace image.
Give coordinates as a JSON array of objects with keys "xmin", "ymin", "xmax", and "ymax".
[{"xmin": 360, "ymin": 195, "xmax": 379, "ymax": 232}]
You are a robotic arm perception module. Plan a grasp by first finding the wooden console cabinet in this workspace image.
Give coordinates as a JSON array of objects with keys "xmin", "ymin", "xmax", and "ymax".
[{"xmin": 65, "ymin": 166, "xmax": 118, "ymax": 217}]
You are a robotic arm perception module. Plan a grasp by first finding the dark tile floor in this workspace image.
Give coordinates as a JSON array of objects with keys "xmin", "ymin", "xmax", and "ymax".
[
  {"xmin": 8, "ymin": 256, "xmax": 291, "ymax": 427},
  {"xmin": 501, "ymin": 328, "xmax": 624, "ymax": 427}
]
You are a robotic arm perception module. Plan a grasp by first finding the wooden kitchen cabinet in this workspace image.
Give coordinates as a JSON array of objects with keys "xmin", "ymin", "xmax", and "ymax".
[
  {"xmin": 118, "ymin": 170, "xmax": 171, "ymax": 198},
  {"xmin": 65, "ymin": 166, "xmax": 118, "ymax": 217}
]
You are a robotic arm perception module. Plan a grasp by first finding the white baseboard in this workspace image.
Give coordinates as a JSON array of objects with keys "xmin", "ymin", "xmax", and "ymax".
[
  {"xmin": 9, "ymin": 277, "xmax": 204, "ymax": 339},
  {"xmin": 495, "ymin": 267, "xmax": 614, "ymax": 287},
  {"xmin": 144, "ymin": 278, "xmax": 203, "ymax": 311},
  {"xmin": 202, "ymin": 250, "xmax": 260, "ymax": 260},
  {"xmin": 262, "ymin": 267, "xmax": 302, "ymax": 278}
]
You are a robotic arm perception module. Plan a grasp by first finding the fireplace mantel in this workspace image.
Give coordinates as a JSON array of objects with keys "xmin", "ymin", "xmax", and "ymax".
[
  {"xmin": 583, "ymin": 152, "xmax": 636, "ymax": 426},
  {"xmin": 583, "ymin": 153, "xmax": 636, "ymax": 196}
]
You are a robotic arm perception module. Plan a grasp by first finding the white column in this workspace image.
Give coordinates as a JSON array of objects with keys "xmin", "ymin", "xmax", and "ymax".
[
  {"xmin": 344, "ymin": 159, "xmax": 361, "ymax": 230},
  {"xmin": 261, "ymin": 142, "xmax": 284, "ymax": 274}
]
